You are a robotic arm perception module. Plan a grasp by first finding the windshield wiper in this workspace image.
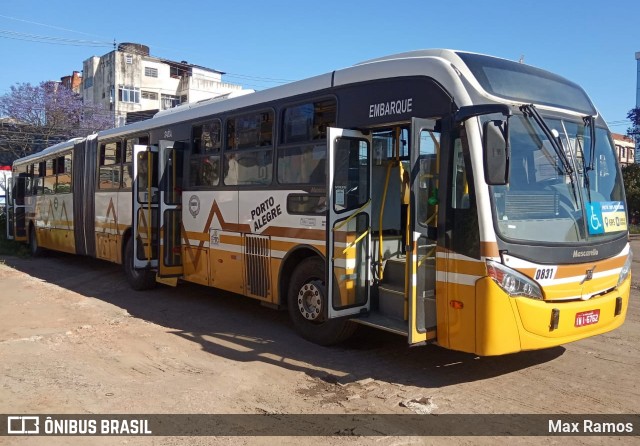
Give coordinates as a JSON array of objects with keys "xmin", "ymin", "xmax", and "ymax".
[
  {"xmin": 583, "ymin": 115, "xmax": 596, "ymax": 173},
  {"xmin": 577, "ymin": 115, "xmax": 596, "ymax": 204},
  {"xmin": 520, "ymin": 104, "xmax": 574, "ymax": 175}
]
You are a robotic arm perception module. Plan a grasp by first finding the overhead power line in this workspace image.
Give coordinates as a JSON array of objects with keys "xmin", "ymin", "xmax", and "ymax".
[
  {"xmin": 0, "ymin": 14, "xmax": 110, "ymax": 40},
  {"xmin": 0, "ymin": 29, "xmax": 111, "ymax": 47}
]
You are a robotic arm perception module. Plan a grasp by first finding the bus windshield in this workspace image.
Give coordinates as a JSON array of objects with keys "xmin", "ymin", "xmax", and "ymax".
[
  {"xmin": 457, "ymin": 52, "xmax": 596, "ymax": 115},
  {"xmin": 488, "ymin": 113, "xmax": 626, "ymax": 244}
]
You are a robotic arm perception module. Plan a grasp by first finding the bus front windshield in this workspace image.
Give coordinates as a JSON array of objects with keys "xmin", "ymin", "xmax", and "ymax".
[{"xmin": 488, "ymin": 113, "xmax": 626, "ymax": 244}]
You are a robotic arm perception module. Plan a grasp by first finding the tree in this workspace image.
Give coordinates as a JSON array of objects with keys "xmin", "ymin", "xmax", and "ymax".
[
  {"xmin": 0, "ymin": 81, "xmax": 112, "ymax": 162},
  {"xmin": 622, "ymin": 163, "xmax": 640, "ymax": 224},
  {"xmin": 627, "ymin": 107, "xmax": 640, "ymax": 143}
]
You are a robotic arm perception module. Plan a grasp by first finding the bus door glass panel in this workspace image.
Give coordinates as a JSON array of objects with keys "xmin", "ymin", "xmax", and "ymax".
[
  {"xmin": 5, "ymin": 176, "xmax": 14, "ymax": 240},
  {"xmin": 448, "ymin": 128, "xmax": 479, "ymax": 257},
  {"xmin": 158, "ymin": 140, "xmax": 184, "ymax": 276},
  {"xmin": 327, "ymin": 128, "xmax": 371, "ymax": 319},
  {"xmin": 444, "ymin": 124, "xmax": 480, "ymax": 352},
  {"xmin": 410, "ymin": 118, "xmax": 440, "ymax": 344},
  {"xmin": 13, "ymin": 173, "xmax": 27, "ymax": 241},
  {"xmin": 133, "ymin": 145, "xmax": 158, "ymax": 269}
]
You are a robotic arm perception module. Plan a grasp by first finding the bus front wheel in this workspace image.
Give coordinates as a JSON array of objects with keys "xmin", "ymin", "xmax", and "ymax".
[
  {"xmin": 29, "ymin": 226, "xmax": 42, "ymax": 257},
  {"xmin": 287, "ymin": 257, "xmax": 356, "ymax": 346},
  {"xmin": 123, "ymin": 237, "xmax": 156, "ymax": 291}
]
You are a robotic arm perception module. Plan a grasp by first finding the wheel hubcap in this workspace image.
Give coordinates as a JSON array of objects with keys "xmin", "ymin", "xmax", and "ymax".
[{"xmin": 297, "ymin": 280, "xmax": 323, "ymax": 321}]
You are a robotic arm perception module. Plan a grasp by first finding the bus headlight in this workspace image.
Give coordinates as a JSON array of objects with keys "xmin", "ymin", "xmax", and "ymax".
[
  {"xmin": 486, "ymin": 260, "xmax": 543, "ymax": 300},
  {"xmin": 616, "ymin": 250, "xmax": 633, "ymax": 289}
]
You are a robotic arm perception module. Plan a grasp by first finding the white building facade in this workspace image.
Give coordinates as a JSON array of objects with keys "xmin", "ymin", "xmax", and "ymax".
[
  {"xmin": 612, "ymin": 133, "xmax": 635, "ymax": 167},
  {"xmin": 83, "ymin": 43, "xmax": 245, "ymax": 127}
]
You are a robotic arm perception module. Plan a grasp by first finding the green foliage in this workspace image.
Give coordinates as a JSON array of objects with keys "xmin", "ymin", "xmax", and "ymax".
[
  {"xmin": 627, "ymin": 107, "xmax": 640, "ymax": 141},
  {"xmin": 622, "ymin": 163, "xmax": 640, "ymax": 221},
  {"xmin": 0, "ymin": 213, "xmax": 30, "ymax": 257}
]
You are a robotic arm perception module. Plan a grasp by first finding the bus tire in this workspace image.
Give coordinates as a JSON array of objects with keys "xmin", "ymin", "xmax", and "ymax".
[
  {"xmin": 123, "ymin": 237, "xmax": 156, "ymax": 291},
  {"xmin": 287, "ymin": 257, "xmax": 357, "ymax": 346},
  {"xmin": 29, "ymin": 226, "xmax": 42, "ymax": 257}
]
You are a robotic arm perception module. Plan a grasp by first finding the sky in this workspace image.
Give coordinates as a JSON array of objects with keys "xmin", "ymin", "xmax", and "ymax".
[{"xmin": 0, "ymin": 0, "xmax": 638, "ymax": 133}]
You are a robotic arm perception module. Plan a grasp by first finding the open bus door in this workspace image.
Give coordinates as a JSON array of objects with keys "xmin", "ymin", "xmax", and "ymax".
[
  {"xmin": 133, "ymin": 145, "xmax": 159, "ymax": 270},
  {"xmin": 5, "ymin": 176, "xmax": 13, "ymax": 240},
  {"xmin": 4, "ymin": 178, "xmax": 15, "ymax": 240},
  {"xmin": 132, "ymin": 141, "xmax": 184, "ymax": 283},
  {"xmin": 7, "ymin": 174, "xmax": 28, "ymax": 242},
  {"xmin": 157, "ymin": 140, "xmax": 184, "ymax": 280},
  {"xmin": 327, "ymin": 128, "xmax": 372, "ymax": 319},
  {"xmin": 409, "ymin": 118, "xmax": 441, "ymax": 344}
]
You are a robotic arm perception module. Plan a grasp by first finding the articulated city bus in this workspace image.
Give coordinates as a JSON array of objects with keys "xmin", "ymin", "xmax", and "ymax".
[{"xmin": 6, "ymin": 50, "xmax": 631, "ymax": 355}]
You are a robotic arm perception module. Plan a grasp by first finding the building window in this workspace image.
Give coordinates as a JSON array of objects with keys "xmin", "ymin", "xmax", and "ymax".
[
  {"xmin": 84, "ymin": 77, "xmax": 93, "ymax": 89},
  {"xmin": 119, "ymin": 86, "xmax": 140, "ymax": 103},
  {"xmin": 125, "ymin": 55, "xmax": 133, "ymax": 64},
  {"xmin": 170, "ymin": 66, "xmax": 184, "ymax": 79},
  {"xmin": 144, "ymin": 67, "xmax": 158, "ymax": 78},
  {"xmin": 142, "ymin": 90, "xmax": 158, "ymax": 100},
  {"xmin": 161, "ymin": 94, "xmax": 180, "ymax": 110}
]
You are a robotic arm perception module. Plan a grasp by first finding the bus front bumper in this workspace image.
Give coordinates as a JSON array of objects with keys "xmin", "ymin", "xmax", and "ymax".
[{"xmin": 474, "ymin": 277, "xmax": 630, "ymax": 356}]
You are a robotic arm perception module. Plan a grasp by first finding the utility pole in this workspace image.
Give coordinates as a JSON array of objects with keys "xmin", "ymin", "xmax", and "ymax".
[{"xmin": 635, "ymin": 52, "xmax": 640, "ymax": 162}]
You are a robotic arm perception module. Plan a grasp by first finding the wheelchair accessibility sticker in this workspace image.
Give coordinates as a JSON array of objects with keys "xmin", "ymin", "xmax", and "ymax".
[{"xmin": 586, "ymin": 201, "xmax": 627, "ymax": 235}]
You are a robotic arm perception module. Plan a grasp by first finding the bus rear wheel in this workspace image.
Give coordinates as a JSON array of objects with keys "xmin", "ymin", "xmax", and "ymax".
[
  {"xmin": 124, "ymin": 237, "xmax": 156, "ymax": 291},
  {"xmin": 287, "ymin": 257, "xmax": 356, "ymax": 346},
  {"xmin": 29, "ymin": 226, "xmax": 42, "ymax": 257}
]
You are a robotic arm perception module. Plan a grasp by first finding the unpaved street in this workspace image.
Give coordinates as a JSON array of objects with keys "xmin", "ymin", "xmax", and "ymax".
[{"xmin": 1, "ymin": 250, "xmax": 639, "ymax": 445}]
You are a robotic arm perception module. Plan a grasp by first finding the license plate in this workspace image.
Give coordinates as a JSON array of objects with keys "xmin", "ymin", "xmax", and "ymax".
[{"xmin": 575, "ymin": 309, "xmax": 600, "ymax": 327}]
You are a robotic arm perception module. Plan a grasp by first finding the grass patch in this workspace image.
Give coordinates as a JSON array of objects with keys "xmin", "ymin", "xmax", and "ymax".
[{"xmin": 0, "ymin": 215, "xmax": 31, "ymax": 257}]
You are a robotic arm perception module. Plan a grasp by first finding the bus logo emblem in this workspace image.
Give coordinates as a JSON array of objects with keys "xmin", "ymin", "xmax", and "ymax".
[{"xmin": 188, "ymin": 195, "xmax": 200, "ymax": 218}]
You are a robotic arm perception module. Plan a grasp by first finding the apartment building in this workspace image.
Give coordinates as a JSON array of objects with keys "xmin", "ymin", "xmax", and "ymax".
[
  {"xmin": 612, "ymin": 132, "xmax": 635, "ymax": 166},
  {"xmin": 82, "ymin": 43, "xmax": 245, "ymax": 127}
]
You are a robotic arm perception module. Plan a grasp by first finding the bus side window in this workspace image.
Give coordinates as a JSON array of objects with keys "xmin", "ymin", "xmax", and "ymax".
[
  {"xmin": 98, "ymin": 141, "xmax": 122, "ymax": 190},
  {"xmin": 278, "ymin": 98, "xmax": 334, "ymax": 185},
  {"xmin": 56, "ymin": 154, "xmax": 72, "ymax": 193},
  {"xmin": 448, "ymin": 126, "xmax": 479, "ymax": 259},
  {"xmin": 123, "ymin": 136, "xmax": 148, "ymax": 189},
  {"xmin": 44, "ymin": 159, "xmax": 55, "ymax": 195},
  {"xmin": 277, "ymin": 145, "xmax": 326, "ymax": 185},
  {"xmin": 451, "ymin": 139, "xmax": 470, "ymax": 210},
  {"xmin": 224, "ymin": 111, "xmax": 273, "ymax": 186},
  {"xmin": 32, "ymin": 163, "xmax": 43, "ymax": 195},
  {"xmin": 190, "ymin": 121, "xmax": 221, "ymax": 187},
  {"xmin": 123, "ymin": 140, "xmax": 135, "ymax": 189}
]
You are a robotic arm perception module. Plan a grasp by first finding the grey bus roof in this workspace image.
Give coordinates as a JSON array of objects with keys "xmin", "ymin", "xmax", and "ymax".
[
  {"xmin": 94, "ymin": 50, "xmax": 469, "ymax": 140},
  {"xmin": 14, "ymin": 49, "xmax": 597, "ymax": 165},
  {"xmin": 15, "ymin": 137, "xmax": 83, "ymax": 166}
]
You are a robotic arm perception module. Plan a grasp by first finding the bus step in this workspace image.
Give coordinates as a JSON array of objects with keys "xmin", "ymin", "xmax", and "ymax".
[
  {"xmin": 382, "ymin": 257, "xmax": 406, "ymax": 285},
  {"xmin": 378, "ymin": 285, "xmax": 405, "ymax": 320},
  {"xmin": 352, "ymin": 312, "xmax": 408, "ymax": 336}
]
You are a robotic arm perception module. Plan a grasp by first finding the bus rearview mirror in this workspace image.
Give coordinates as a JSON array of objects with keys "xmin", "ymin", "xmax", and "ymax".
[{"xmin": 483, "ymin": 119, "xmax": 510, "ymax": 185}]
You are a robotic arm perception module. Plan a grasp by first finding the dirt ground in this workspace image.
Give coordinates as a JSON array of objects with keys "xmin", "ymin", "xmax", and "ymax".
[{"xmin": 0, "ymin": 245, "xmax": 639, "ymax": 445}]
